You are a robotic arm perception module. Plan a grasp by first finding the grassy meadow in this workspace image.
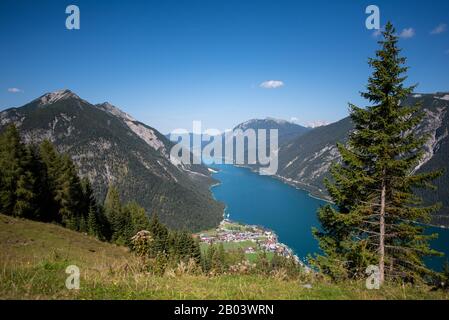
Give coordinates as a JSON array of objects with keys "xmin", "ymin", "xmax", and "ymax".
[{"xmin": 1, "ymin": 214, "xmax": 448, "ymax": 300}]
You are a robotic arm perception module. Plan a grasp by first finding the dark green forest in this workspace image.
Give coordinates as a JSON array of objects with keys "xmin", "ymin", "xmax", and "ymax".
[
  {"xmin": 0, "ymin": 96, "xmax": 224, "ymax": 232},
  {"xmin": 0, "ymin": 124, "xmax": 200, "ymax": 260}
]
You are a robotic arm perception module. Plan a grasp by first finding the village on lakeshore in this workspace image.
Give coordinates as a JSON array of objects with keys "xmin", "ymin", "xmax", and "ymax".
[{"xmin": 197, "ymin": 218, "xmax": 303, "ymax": 265}]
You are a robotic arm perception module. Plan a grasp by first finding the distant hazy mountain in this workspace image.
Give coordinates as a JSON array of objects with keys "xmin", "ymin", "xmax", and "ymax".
[
  {"xmin": 0, "ymin": 90, "xmax": 223, "ymax": 231},
  {"xmin": 276, "ymin": 93, "xmax": 449, "ymax": 226},
  {"xmin": 166, "ymin": 118, "xmax": 310, "ymax": 163},
  {"xmin": 166, "ymin": 132, "xmax": 213, "ymax": 160},
  {"xmin": 225, "ymin": 118, "xmax": 310, "ymax": 166},
  {"xmin": 234, "ymin": 118, "xmax": 310, "ymax": 143},
  {"xmin": 304, "ymin": 120, "xmax": 330, "ymax": 128}
]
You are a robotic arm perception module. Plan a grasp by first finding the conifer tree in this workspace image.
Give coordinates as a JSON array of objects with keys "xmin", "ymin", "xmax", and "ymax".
[
  {"xmin": 0, "ymin": 125, "xmax": 24, "ymax": 214},
  {"xmin": 80, "ymin": 178, "xmax": 95, "ymax": 216},
  {"xmin": 104, "ymin": 184, "xmax": 123, "ymax": 242},
  {"xmin": 27, "ymin": 145, "xmax": 54, "ymax": 221},
  {"xmin": 118, "ymin": 202, "xmax": 151, "ymax": 246},
  {"xmin": 55, "ymin": 154, "xmax": 83, "ymax": 228},
  {"xmin": 191, "ymin": 237, "xmax": 202, "ymax": 264},
  {"xmin": 80, "ymin": 178, "xmax": 111, "ymax": 240},
  {"xmin": 39, "ymin": 140, "xmax": 61, "ymax": 190},
  {"xmin": 0, "ymin": 125, "xmax": 37, "ymax": 218},
  {"xmin": 87, "ymin": 204, "xmax": 99, "ymax": 236},
  {"xmin": 14, "ymin": 168, "xmax": 37, "ymax": 218},
  {"xmin": 38, "ymin": 140, "xmax": 64, "ymax": 223},
  {"xmin": 203, "ymin": 244, "xmax": 216, "ymax": 273},
  {"xmin": 127, "ymin": 202, "xmax": 151, "ymax": 234},
  {"xmin": 171, "ymin": 230, "xmax": 201, "ymax": 262},
  {"xmin": 312, "ymin": 22, "xmax": 442, "ymax": 283},
  {"xmin": 211, "ymin": 243, "xmax": 226, "ymax": 273},
  {"xmin": 0, "ymin": 129, "xmax": 110, "ymax": 239},
  {"xmin": 148, "ymin": 213, "xmax": 169, "ymax": 256}
]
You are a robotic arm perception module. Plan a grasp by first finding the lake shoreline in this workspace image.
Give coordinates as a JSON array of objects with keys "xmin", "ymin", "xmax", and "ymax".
[
  {"xmin": 208, "ymin": 166, "xmax": 304, "ymax": 263},
  {"xmin": 207, "ymin": 163, "xmax": 449, "ymax": 271},
  {"xmin": 230, "ymin": 164, "xmax": 449, "ymax": 231},
  {"xmin": 233, "ymin": 164, "xmax": 333, "ymax": 203},
  {"xmin": 208, "ymin": 164, "xmax": 324, "ymax": 265}
]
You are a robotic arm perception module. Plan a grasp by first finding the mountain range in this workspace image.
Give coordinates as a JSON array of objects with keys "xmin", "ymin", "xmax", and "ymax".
[
  {"xmin": 2, "ymin": 90, "xmax": 448, "ymax": 228},
  {"xmin": 166, "ymin": 118, "xmax": 309, "ymax": 161},
  {"xmin": 233, "ymin": 118, "xmax": 310, "ymax": 143},
  {"xmin": 0, "ymin": 90, "xmax": 223, "ymax": 231},
  {"xmin": 237, "ymin": 93, "xmax": 449, "ymax": 226}
]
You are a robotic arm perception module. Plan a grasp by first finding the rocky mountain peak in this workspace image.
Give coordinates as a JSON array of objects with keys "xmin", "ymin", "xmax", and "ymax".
[
  {"xmin": 96, "ymin": 102, "xmax": 135, "ymax": 122},
  {"xmin": 37, "ymin": 89, "xmax": 80, "ymax": 106},
  {"xmin": 264, "ymin": 117, "xmax": 289, "ymax": 124},
  {"xmin": 0, "ymin": 91, "xmax": 223, "ymax": 231}
]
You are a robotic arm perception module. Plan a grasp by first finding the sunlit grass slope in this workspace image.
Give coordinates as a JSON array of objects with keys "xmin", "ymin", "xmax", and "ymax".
[{"xmin": 1, "ymin": 214, "xmax": 447, "ymax": 300}]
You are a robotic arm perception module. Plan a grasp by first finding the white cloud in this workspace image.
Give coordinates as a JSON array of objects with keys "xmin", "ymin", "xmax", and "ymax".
[
  {"xmin": 430, "ymin": 23, "xmax": 447, "ymax": 35},
  {"xmin": 7, "ymin": 88, "xmax": 23, "ymax": 93},
  {"xmin": 371, "ymin": 24, "xmax": 386, "ymax": 38},
  {"xmin": 399, "ymin": 28, "xmax": 415, "ymax": 39},
  {"xmin": 290, "ymin": 117, "xmax": 298, "ymax": 123},
  {"xmin": 259, "ymin": 80, "xmax": 284, "ymax": 89}
]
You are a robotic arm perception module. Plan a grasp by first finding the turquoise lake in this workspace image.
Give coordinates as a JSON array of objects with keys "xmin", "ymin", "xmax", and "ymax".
[{"xmin": 210, "ymin": 164, "xmax": 449, "ymax": 271}]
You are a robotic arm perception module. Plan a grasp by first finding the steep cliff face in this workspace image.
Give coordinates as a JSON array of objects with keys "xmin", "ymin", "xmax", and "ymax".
[
  {"xmin": 276, "ymin": 117, "xmax": 353, "ymax": 196},
  {"xmin": 275, "ymin": 93, "xmax": 449, "ymax": 226},
  {"xmin": 0, "ymin": 90, "xmax": 223, "ymax": 231},
  {"xmin": 412, "ymin": 94, "xmax": 449, "ymax": 226}
]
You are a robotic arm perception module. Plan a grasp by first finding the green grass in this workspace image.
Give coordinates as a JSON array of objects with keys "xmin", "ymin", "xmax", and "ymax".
[
  {"xmin": 221, "ymin": 240, "xmax": 255, "ymax": 250},
  {"xmin": 1, "ymin": 214, "xmax": 448, "ymax": 300},
  {"xmin": 246, "ymin": 252, "xmax": 274, "ymax": 263},
  {"xmin": 200, "ymin": 240, "xmax": 272, "ymax": 262}
]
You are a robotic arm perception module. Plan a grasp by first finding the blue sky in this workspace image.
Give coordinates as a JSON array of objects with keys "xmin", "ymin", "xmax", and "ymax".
[{"xmin": 1, "ymin": 0, "xmax": 448, "ymax": 133}]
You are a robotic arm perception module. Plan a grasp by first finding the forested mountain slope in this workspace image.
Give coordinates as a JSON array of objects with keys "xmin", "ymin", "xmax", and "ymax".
[
  {"xmin": 0, "ymin": 90, "xmax": 224, "ymax": 231},
  {"xmin": 276, "ymin": 93, "xmax": 449, "ymax": 226}
]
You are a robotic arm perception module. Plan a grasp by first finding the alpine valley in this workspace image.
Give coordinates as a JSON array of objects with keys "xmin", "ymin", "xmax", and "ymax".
[
  {"xmin": 231, "ymin": 92, "xmax": 449, "ymax": 227},
  {"xmin": 3, "ymin": 90, "xmax": 448, "ymax": 229}
]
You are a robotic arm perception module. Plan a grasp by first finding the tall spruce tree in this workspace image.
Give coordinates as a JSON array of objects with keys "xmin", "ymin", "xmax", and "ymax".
[
  {"xmin": 126, "ymin": 202, "xmax": 150, "ymax": 234},
  {"xmin": 312, "ymin": 22, "xmax": 442, "ymax": 284},
  {"xmin": 0, "ymin": 129, "xmax": 109, "ymax": 238},
  {"xmin": 104, "ymin": 184, "xmax": 124, "ymax": 242},
  {"xmin": 0, "ymin": 124, "xmax": 37, "ymax": 218},
  {"xmin": 54, "ymin": 154, "xmax": 83, "ymax": 229},
  {"xmin": 27, "ymin": 145, "xmax": 54, "ymax": 221},
  {"xmin": 87, "ymin": 205, "xmax": 100, "ymax": 236},
  {"xmin": 39, "ymin": 140, "xmax": 64, "ymax": 223},
  {"xmin": 119, "ymin": 201, "xmax": 150, "ymax": 246},
  {"xmin": 148, "ymin": 213, "xmax": 169, "ymax": 256},
  {"xmin": 14, "ymin": 165, "xmax": 37, "ymax": 218},
  {"xmin": 80, "ymin": 178, "xmax": 108, "ymax": 239}
]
